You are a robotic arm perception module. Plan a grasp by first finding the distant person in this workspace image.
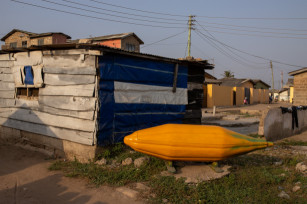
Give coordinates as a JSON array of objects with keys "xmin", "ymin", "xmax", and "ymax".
[
  {"xmin": 269, "ymin": 95, "xmax": 272, "ymax": 104},
  {"xmin": 244, "ymin": 97, "xmax": 248, "ymax": 105}
]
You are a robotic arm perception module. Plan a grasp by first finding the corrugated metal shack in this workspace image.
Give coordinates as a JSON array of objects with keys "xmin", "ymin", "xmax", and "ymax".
[{"xmin": 0, "ymin": 44, "xmax": 213, "ymax": 160}]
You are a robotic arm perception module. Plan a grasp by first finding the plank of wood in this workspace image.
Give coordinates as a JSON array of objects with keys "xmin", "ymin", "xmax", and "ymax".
[
  {"xmin": 44, "ymin": 74, "xmax": 95, "ymax": 86},
  {"xmin": 0, "ymin": 61, "xmax": 14, "ymax": 67},
  {"xmin": 39, "ymin": 96, "xmax": 96, "ymax": 111},
  {"xmin": 0, "ymin": 108, "xmax": 95, "ymax": 132},
  {"xmin": 0, "ymin": 54, "xmax": 14, "ymax": 61},
  {"xmin": 0, "ymin": 74, "xmax": 14, "ymax": 82},
  {"xmin": 38, "ymin": 105, "xmax": 95, "ymax": 120},
  {"xmin": 0, "ymin": 99, "xmax": 15, "ymax": 107},
  {"xmin": 14, "ymin": 51, "xmax": 43, "ymax": 66},
  {"xmin": 39, "ymin": 84, "xmax": 95, "ymax": 97},
  {"xmin": 43, "ymin": 66, "xmax": 96, "ymax": 75},
  {"xmin": 15, "ymin": 99, "xmax": 39, "ymax": 108},
  {"xmin": 0, "ymin": 68, "xmax": 12, "ymax": 74},
  {"xmin": 0, "ymin": 117, "xmax": 93, "ymax": 145},
  {"xmin": 43, "ymin": 55, "xmax": 96, "ymax": 68},
  {"xmin": 0, "ymin": 82, "xmax": 14, "ymax": 90},
  {"xmin": 0, "ymin": 91, "xmax": 15, "ymax": 99}
]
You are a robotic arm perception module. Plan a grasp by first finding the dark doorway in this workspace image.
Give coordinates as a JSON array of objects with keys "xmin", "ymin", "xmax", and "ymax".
[
  {"xmin": 233, "ymin": 90, "xmax": 236, "ymax": 105},
  {"xmin": 244, "ymin": 88, "xmax": 250, "ymax": 104}
]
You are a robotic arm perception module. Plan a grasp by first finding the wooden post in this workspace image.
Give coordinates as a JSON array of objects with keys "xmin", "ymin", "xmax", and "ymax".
[{"xmin": 172, "ymin": 64, "xmax": 178, "ymax": 93}]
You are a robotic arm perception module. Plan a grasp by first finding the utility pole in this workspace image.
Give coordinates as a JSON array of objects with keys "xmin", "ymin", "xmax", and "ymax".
[
  {"xmin": 187, "ymin": 15, "xmax": 195, "ymax": 57},
  {"xmin": 270, "ymin": 60, "xmax": 274, "ymax": 90},
  {"xmin": 281, "ymin": 71, "xmax": 283, "ymax": 89}
]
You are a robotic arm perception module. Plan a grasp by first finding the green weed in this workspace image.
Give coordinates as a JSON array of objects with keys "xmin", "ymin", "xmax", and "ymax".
[{"xmin": 278, "ymin": 140, "xmax": 307, "ymax": 146}]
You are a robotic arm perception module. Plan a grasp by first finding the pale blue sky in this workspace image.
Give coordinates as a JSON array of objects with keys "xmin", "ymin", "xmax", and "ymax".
[{"xmin": 1, "ymin": 0, "xmax": 307, "ymax": 88}]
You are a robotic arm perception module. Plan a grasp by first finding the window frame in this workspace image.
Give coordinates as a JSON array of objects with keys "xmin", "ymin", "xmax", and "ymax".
[
  {"xmin": 16, "ymin": 87, "xmax": 39, "ymax": 100},
  {"xmin": 38, "ymin": 38, "xmax": 44, "ymax": 46},
  {"xmin": 10, "ymin": 42, "xmax": 17, "ymax": 48},
  {"xmin": 22, "ymin": 41, "xmax": 28, "ymax": 48}
]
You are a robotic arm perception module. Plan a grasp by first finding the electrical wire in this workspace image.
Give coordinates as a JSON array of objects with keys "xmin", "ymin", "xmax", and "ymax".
[
  {"xmin": 196, "ymin": 15, "xmax": 307, "ymax": 20},
  {"xmin": 11, "ymin": 0, "xmax": 187, "ymax": 29},
  {"xmin": 197, "ymin": 20, "xmax": 307, "ymax": 32},
  {"xmin": 89, "ymin": 0, "xmax": 307, "ymax": 21},
  {"xmin": 62, "ymin": 0, "xmax": 187, "ymax": 22},
  {"xmin": 141, "ymin": 30, "xmax": 187, "ymax": 48},
  {"xmin": 40, "ymin": 0, "xmax": 186, "ymax": 25},
  {"xmin": 199, "ymin": 28, "xmax": 307, "ymax": 40},
  {"xmin": 196, "ymin": 21, "xmax": 269, "ymax": 65},
  {"xmin": 197, "ymin": 24, "xmax": 307, "ymax": 36},
  {"xmin": 195, "ymin": 30, "xmax": 264, "ymax": 69},
  {"xmin": 87, "ymin": 0, "xmax": 188, "ymax": 18},
  {"xmin": 195, "ymin": 26, "xmax": 304, "ymax": 68}
]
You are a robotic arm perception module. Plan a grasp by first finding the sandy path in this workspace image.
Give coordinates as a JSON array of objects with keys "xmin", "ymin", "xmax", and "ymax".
[{"xmin": 0, "ymin": 143, "xmax": 143, "ymax": 204}]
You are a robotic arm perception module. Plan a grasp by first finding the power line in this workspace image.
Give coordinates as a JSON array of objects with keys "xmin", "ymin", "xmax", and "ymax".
[
  {"xmin": 195, "ymin": 30, "xmax": 264, "ymax": 69},
  {"xmin": 195, "ymin": 21, "xmax": 304, "ymax": 68},
  {"xmin": 11, "ymin": 0, "xmax": 187, "ymax": 29},
  {"xmin": 198, "ymin": 28, "xmax": 307, "ymax": 40},
  {"xmin": 40, "ymin": 0, "xmax": 186, "ymax": 25},
  {"xmin": 195, "ymin": 21, "xmax": 269, "ymax": 65},
  {"xmin": 141, "ymin": 30, "xmax": 187, "ymax": 48},
  {"xmin": 196, "ymin": 15, "xmax": 307, "ymax": 20},
  {"xmin": 87, "ymin": 0, "xmax": 188, "ymax": 18},
  {"xmin": 62, "ymin": 0, "xmax": 187, "ymax": 22},
  {"xmin": 197, "ymin": 20, "xmax": 307, "ymax": 32},
  {"xmin": 87, "ymin": 0, "xmax": 307, "ymax": 21},
  {"xmin": 197, "ymin": 23, "xmax": 307, "ymax": 36}
]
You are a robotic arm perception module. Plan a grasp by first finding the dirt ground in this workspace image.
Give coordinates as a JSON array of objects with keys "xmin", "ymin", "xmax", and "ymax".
[
  {"xmin": 0, "ymin": 143, "xmax": 143, "ymax": 204},
  {"xmin": 0, "ymin": 102, "xmax": 305, "ymax": 203}
]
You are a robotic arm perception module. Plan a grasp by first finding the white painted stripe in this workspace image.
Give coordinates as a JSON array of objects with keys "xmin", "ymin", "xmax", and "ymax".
[
  {"xmin": 114, "ymin": 81, "xmax": 188, "ymax": 105},
  {"xmin": 115, "ymin": 112, "xmax": 184, "ymax": 116},
  {"xmin": 115, "ymin": 63, "xmax": 187, "ymax": 76}
]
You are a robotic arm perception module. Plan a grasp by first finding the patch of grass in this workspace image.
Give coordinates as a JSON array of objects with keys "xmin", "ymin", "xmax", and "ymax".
[
  {"xmin": 278, "ymin": 140, "xmax": 307, "ymax": 146},
  {"xmin": 149, "ymin": 158, "xmax": 307, "ymax": 203},
  {"xmin": 49, "ymin": 146, "xmax": 307, "ymax": 203},
  {"xmin": 247, "ymin": 133, "xmax": 264, "ymax": 139},
  {"xmin": 96, "ymin": 143, "xmax": 125, "ymax": 160},
  {"xmin": 49, "ymin": 156, "xmax": 166, "ymax": 186}
]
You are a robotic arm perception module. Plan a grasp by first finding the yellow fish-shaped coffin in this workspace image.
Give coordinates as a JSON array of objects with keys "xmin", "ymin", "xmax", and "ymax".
[{"xmin": 124, "ymin": 124, "xmax": 273, "ymax": 162}]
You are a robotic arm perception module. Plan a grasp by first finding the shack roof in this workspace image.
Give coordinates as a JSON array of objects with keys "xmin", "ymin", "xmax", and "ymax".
[
  {"xmin": 1, "ymin": 29, "xmax": 36, "ymax": 41},
  {"xmin": 288, "ymin": 67, "xmax": 307, "ymax": 76},
  {"xmin": 251, "ymin": 79, "xmax": 271, "ymax": 88},
  {"xmin": 0, "ymin": 43, "xmax": 214, "ymax": 70},
  {"xmin": 85, "ymin": 32, "xmax": 144, "ymax": 44},
  {"xmin": 1, "ymin": 29, "xmax": 71, "ymax": 41},
  {"xmin": 30, "ymin": 32, "xmax": 71, "ymax": 39},
  {"xmin": 219, "ymin": 78, "xmax": 255, "ymax": 87}
]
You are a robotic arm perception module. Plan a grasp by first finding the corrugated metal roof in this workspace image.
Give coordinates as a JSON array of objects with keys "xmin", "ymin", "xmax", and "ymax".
[
  {"xmin": 289, "ymin": 67, "xmax": 307, "ymax": 76},
  {"xmin": 219, "ymin": 78, "xmax": 255, "ymax": 87},
  {"xmin": 0, "ymin": 43, "xmax": 214, "ymax": 70},
  {"xmin": 87, "ymin": 32, "xmax": 144, "ymax": 44},
  {"xmin": 1, "ymin": 29, "xmax": 37, "ymax": 41},
  {"xmin": 251, "ymin": 79, "xmax": 271, "ymax": 88},
  {"xmin": 1, "ymin": 29, "xmax": 71, "ymax": 41},
  {"xmin": 30, "ymin": 32, "xmax": 71, "ymax": 39}
]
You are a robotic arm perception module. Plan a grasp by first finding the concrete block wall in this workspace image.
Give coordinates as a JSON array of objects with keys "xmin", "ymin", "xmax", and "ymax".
[
  {"xmin": 4, "ymin": 31, "xmax": 31, "ymax": 48},
  {"xmin": 206, "ymin": 84, "xmax": 269, "ymax": 108},
  {"xmin": 122, "ymin": 36, "xmax": 141, "ymax": 52},
  {"xmin": 0, "ymin": 125, "xmax": 97, "ymax": 163},
  {"xmin": 258, "ymin": 108, "xmax": 307, "ymax": 141},
  {"xmin": 293, "ymin": 72, "xmax": 307, "ymax": 105}
]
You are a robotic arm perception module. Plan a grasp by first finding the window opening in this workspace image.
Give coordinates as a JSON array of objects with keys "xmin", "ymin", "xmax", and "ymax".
[
  {"xmin": 22, "ymin": 41, "xmax": 27, "ymax": 48},
  {"xmin": 10, "ymin": 42, "xmax": 17, "ymax": 48},
  {"xmin": 38, "ymin": 39, "xmax": 44, "ymax": 45}
]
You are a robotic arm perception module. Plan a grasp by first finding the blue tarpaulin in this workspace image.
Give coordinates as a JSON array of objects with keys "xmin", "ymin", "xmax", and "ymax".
[
  {"xmin": 24, "ymin": 66, "xmax": 34, "ymax": 85},
  {"xmin": 97, "ymin": 54, "xmax": 188, "ymax": 145}
]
